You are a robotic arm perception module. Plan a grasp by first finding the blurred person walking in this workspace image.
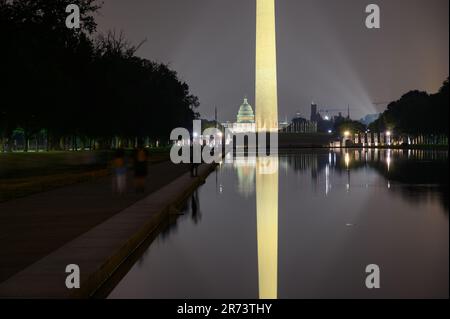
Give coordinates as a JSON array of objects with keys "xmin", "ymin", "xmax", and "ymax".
[
  {"xmin": 190, "ymin": 144, "xmax": 203, "ymax": 177},
  {"xmin": 112, "ymin": 148, "xmax": 127, "ymax": 194},
  {"xmin": 134, "ymin": 144, "xmax": 149, "ymax": 193}
]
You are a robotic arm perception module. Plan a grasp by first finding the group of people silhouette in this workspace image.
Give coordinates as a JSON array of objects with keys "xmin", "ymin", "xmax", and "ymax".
[{"xmin": 112, "ymin": 145, "xmax": 149, "ymax": 194}]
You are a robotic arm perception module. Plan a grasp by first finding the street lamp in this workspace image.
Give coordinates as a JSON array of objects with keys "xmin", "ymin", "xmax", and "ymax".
[{"xmin": 386, "ymin": 131, "xmax": 392, "ymax": 146}]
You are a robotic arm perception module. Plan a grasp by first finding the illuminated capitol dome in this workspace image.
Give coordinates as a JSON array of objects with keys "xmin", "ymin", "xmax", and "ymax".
[
  {"xmin": 237, "ymin": 98, "xmax": 255, "ymax": 123},
  {"xmin": 222, "ymin": 98, "xmax": 256, "ymax": 134}
]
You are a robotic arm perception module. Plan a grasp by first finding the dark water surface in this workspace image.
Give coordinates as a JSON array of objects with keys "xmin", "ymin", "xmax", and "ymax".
[{"xmin": 109, "ymin": 149, "xmax": 448, "ymax": 299}]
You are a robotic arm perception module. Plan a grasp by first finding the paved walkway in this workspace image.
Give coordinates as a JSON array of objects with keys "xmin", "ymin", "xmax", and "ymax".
[
  {"xmin": 0, "ymin": 161, "xmax": 190, "ymax": 283},
  {"xmin": 0, "ymin": 164, "xmax": 215, "ymax": 298}
]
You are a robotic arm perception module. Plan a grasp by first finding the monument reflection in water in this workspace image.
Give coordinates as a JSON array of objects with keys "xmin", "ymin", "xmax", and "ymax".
[
  {"xmin": 256, "ymin": 155, "xmax": 279, "ymax": 299},
  {"xmin": 245, "ymin": 148, "xmax": 448, "ymax": 299},
  {"xmin": 109, "ymin": 149, "xmax": 448, "ymax": 299}
]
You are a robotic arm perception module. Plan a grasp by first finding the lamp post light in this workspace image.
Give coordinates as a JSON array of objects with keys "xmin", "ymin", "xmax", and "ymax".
[
  {"xmin": 342, "ymin": 131, "xmax": 351, "ymax": 148},
  {"xmin": 218, "ymin": 132, "xmax": 223, "ymax": 146},
  {"xmin": 386, "ymin": 131, "xmax": 392, "ymax": 146}
]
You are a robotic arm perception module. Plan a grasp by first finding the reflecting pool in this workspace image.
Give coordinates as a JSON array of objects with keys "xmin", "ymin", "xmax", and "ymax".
[{"xmin": 109, "ymin": 149, "xmax": 448, "ymax": 299}]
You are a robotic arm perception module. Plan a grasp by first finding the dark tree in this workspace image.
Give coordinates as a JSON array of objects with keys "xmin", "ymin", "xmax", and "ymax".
[
  {"xmin": 0, "ymin": 0, "xmax": 199, "ymax": 152},
  {"xmin": 370, "ymin": 78, "xmax": 449, "ymax": 143}
]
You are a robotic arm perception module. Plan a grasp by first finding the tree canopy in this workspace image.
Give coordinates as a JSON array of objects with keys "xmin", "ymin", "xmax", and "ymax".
[
  {"xmin": 370, "ymin": 78, "xmax": 449, "ymax": 136},
  {"xmin": 0, "ymin": 0, "xmax": 199, "ymax": 151},
  {"xmin": 333, "ymin": 118, "xmax": 366, "ymax": 135}
]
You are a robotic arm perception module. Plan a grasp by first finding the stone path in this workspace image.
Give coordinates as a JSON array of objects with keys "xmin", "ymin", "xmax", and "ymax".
[{"xmin": 0, "ymin": 161, "xmax": 190, "ymax": 283}]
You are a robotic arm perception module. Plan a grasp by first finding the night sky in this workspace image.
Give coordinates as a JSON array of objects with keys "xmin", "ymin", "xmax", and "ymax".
[{"xmin": 96, "ymin": 0, "xmax": 449, "ymax": 122}]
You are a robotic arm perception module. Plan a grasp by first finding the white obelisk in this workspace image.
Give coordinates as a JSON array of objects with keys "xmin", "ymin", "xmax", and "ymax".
[
  {"xmin": 255, "ymin": 0, "xmax": 279, "ymax": 300},
  {"xmin": 255, "ymin": 0, "xmax": 279, "ymax": 132}
]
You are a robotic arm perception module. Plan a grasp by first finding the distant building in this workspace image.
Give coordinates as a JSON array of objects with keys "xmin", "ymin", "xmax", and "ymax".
[
  {"xmin": 310, "ymin": 102, "xmax": 322, "ymax": 122},
  {"xmin": 222, "ymin": 98, "xmax": 256, "ymax": 134},
  {"xmin": 281, "ymin": 114, "xmax": 317, "ymax": 133},
  {"xmin": 278, "ymin": 118, "xmax": 290, "ymax": 131}
]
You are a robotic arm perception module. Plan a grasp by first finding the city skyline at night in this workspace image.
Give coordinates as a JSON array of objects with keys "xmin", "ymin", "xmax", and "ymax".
[{"xmin": 97, "ymin": 0, "xmax": 449, "ymax": 121}]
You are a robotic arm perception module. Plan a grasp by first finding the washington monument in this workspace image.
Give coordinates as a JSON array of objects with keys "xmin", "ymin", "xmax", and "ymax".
[
  {"xmin": 255, "ymin": 0, "xmax": 279, "ymax": 132},
  {"xmin": 255, "ymin": 0, "xmax": 279, "ymax": 300}
]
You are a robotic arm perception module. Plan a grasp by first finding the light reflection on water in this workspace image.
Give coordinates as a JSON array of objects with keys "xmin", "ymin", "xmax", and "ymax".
[{"xmin": 109, "ymin": 149, "xmax": 448, "ymax": 299}]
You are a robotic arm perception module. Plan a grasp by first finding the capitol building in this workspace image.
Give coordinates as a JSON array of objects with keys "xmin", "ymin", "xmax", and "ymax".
[{"xmin": 222, "ymin": 98, "xmax": 256, "ymax": 134}]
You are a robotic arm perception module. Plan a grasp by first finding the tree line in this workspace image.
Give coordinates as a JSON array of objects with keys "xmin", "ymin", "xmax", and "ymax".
[
  {"xmin": 331, "ymin": 78, "xmax": 448, "ymax": 145},
  {"xmin": 0, "ymin": 0, "xmax": 199, "ymax": 152},
  {"xmin": 370, "ymin": 78, "xmax": 449, "ymax": 142}
]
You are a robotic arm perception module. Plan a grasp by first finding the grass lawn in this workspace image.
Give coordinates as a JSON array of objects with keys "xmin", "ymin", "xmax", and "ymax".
[{"xmin": 0, "ymin": 149, "xmax": 171, "ymax": 202}]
